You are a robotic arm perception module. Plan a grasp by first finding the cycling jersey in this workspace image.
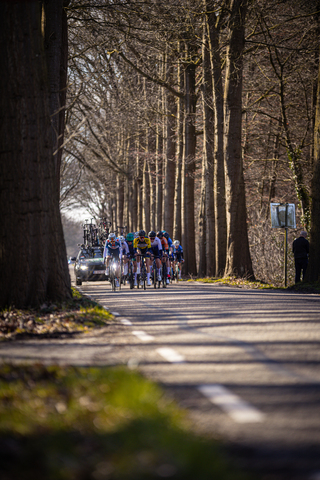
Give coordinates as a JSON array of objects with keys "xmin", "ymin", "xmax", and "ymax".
[
  {"xmin": 133, "ymin": 236, "xmax": 152, "ymax": 253},
  {"xmin": 119, "ymin": 240, "xmax": 129, "ymax": 256},
  {"xmin": 159, "ymin": 236, "xmax": 169, "ymax": 251},
  {"xmin": 149, "ymin": 236, "xmax": 162, "ymax": 258},
  {"xmin": 172, "ymin": 244, "xmax": 183, "ymax": 260},
  {"xmin": 103, "ymin": 240, "xmax": 121, "ymax": 261}
]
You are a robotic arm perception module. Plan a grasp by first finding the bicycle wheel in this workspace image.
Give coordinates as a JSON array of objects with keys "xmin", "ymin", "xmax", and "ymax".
[
  {"xmin": 153, "ymin": 261, "xmax": 157, "ymax": 289},
  {"xmin": 129, "ymin": 262, "xmax": 134, "ymax": 289},
  {"xmin": 175, "ymin": 264, "xmax": 179, "ymax": 283},
  {"xmin": 142, "ymin": 261, "xmax": 146, "ymax": 290},
  {"xmin": 162, "ymin": 262, "xmax": 166, "ymax": 288}
]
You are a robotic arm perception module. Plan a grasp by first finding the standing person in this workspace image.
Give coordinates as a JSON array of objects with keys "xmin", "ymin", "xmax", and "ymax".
[{"xmin": 292, "ymin": 231, "xmax": 309, "ymax": 283}]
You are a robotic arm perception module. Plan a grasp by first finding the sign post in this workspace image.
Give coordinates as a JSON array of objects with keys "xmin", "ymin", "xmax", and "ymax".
[{"xmin": 270, "ymin": 203, "xmax": 296, "ymax": 287}]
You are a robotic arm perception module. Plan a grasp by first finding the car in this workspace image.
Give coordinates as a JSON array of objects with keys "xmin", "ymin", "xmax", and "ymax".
[{"xmin": 74, "ymin": 246, "xmax": 106, "ymax": 286}]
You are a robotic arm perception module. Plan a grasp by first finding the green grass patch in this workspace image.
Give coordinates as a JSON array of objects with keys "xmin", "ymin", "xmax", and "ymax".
[
  {"xmin": 0, "ymin": 289, "xmax": 114, "ymax": 341},
  {"xmin": 0, "ymin": 364, "xmax": 247, "ymax": 480}
]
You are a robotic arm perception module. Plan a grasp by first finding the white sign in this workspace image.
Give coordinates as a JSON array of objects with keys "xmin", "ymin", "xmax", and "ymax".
[{"xmin": 270, "ymin": 203, "xmax": 296, "ymax": 228}]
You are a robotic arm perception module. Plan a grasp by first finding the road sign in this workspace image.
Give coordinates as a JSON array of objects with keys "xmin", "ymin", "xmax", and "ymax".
[
  {"xmin": 270, "ymin": 203, "xmax": 296, "ymax": 228},
  {"xmin": 270, "ymin": 203, "xmax": 296, "ymax": 287}
]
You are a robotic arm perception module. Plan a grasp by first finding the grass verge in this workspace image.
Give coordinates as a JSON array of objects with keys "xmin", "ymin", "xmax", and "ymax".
[
  {"xmin": 0, "ymin": 363, "xmax": 248, "ymax": 480},
  {"xmin": 0, "ymin": 288, "xmax": 114, "ymax": 341}
]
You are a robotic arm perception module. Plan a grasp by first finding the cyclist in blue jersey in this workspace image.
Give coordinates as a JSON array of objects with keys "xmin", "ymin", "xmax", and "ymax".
[
  {"xmin": 103, "ymin": 233, "xmax": 121, "ymax": 286},
  {"xmin": 171, "ymin": 240, "xmax": 184, "ymax": 279},
  {"xmin": 149, "ymin": 230, "xmax": 162, "ymax": 281}
]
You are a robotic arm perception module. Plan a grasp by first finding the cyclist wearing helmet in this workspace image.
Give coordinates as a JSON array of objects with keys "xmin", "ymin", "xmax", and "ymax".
[
  {"xmin": 161, "ymin": 230, "xmax": 173, "ymax": 284},
  {"xmin": 118, "ymin": 235, "xmax": 129, "ymax": 278},
  {"xmin": 133, "ymin": 230, "xmax": 152, "ymax": 286},
  {"xmin": 171, "ymin": 239, "xmax": 184, "ymax": 279},
  {"xmin": 149, "ymin": 231, "xmax": 162, "ymax": 281},
  {"xmin": 157, "ymin": 231, "xmax": 170, "ymax": 284},
  {"xmin": 103, "ymin": 233, "xmax": 121, "ymax": 286}
]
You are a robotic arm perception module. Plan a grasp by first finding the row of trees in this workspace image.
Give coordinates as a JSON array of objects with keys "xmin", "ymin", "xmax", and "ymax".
[
  {"xmin": 62, "ymin": 0, "xmax": 320, "ymax": 282},
  {"xmin": 1, "ymin": 0, "xmax": 319, "ymax": 308}
]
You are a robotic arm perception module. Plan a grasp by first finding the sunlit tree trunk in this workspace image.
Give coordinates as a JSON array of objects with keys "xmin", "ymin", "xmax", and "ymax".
[
  {"xmin": 163, "ymin": 50, "xmax": 176, "ymax": 235},
  {"xmin": 183, "ymin": 43, "xmax": 197, "ymax": 276},
  {"xmin": 173, "ymin": 45, "xmax": 184, "ymax": 242},
  {"xmin": 205, "ymin": 1, "xmax": 227, "ymax": 276},
  {"xmin": 0, "ymin": 1, "xmax": 71, "ymax": 308},
  {"xmin": 201, "ymin": 23, "xmax": 215, "ymax": 277}
]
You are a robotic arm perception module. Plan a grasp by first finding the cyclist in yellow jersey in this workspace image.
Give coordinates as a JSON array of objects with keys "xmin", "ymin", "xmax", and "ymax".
[{"xmin": 133, "ymin": 229, "xmax": 152, "ymax": 286}]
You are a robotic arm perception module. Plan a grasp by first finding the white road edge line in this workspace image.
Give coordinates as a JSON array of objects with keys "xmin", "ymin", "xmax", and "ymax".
[
  {"xmin": 120, "ymin": 318, "xmax": 133, "ymax": 326},
  {"xmin": 132, "ymin": 330, "xmax": 155, "ymax": 342},
  {"xmin": 156, "ymin": 347, "xmax": 185, "ymax": 363},
  {"xmin": 198, "ymin": 384, "xmax": 265, "ymax": 423}
]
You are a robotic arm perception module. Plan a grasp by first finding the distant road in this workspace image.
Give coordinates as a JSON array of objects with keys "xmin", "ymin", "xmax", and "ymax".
[{"xmin": 1, "ymin": 272, "xmax": 320, "ymax": 479}]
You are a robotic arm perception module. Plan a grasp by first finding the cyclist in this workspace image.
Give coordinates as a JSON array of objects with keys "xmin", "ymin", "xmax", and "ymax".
[
  {"xmin": 157, "ymin": 231, "xmax": 170, "ymax": 285},
  {"xmin": 133, "ymin": 229, "xmax": 152, "ymax": 286},
  {"xmin": 171, "ymin": 240, "xmax": 184, "ymax": 279},
  {"xmin": 103, "ymin": 233, "xmax": 121, "ymax": 287},
  {"xmin": 125, "ymin": 233, "xmax": 137, "ymax": 285},
  {"xmin": 163, "ymin": 231, "xmax": 173, "ymax": 283},
  {"xmin": 118, "ymin": 235, "xmax": 129, "ymax": 280},
  {"xmin": 148, "ymin": 230, "xmax": 162, "ymax": 281}
]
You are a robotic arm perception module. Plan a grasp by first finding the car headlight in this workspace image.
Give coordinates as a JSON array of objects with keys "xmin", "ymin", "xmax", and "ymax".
[{"xmin": 80, "ymin": 265, "xmax": 88, "ymax": 270}]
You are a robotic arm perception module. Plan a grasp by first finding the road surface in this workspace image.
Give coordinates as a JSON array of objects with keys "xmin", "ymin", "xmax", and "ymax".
[{"xmin": 1, "ymin": 274, "xmax": 320, "ymax": 480}]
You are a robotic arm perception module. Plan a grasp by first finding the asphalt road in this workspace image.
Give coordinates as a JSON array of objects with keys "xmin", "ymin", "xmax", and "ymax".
[{"xmin": 1, "ymin": 273, "xmax": 320, "ymax": 480}]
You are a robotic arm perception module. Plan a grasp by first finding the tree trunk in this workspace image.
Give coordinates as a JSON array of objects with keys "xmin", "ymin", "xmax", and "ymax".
[
  {"xmin": 43, "ymin": 0, "xmax": 69, "ymax": 189},
  {"xmin": 223, "ymin": 0, "xmax": 254, "ymax": 278},
  {"xmin": 183, "ymin": 45, "xmax": 197, "ymax": 276},
  {"xmin": 201, "ymin": 23, "xmax": 215, "ymax": 277},
  {"xmin": 0, "ymin": 1, "xmax": 71, "ymax": 308},
  {"xmin": 163, "ymin": 52, "xmax": 176, "ymax": 236},
  {"xmin": 173, "ymin": 46, "xmax": 184, "ymax": 243},
  {"xmin": 205, "ymin": 1, "xmax": 227, "ymax": 277},
  {"xmin": 306, "ymin": 43, "xmax": 320, "ymax": 282}
]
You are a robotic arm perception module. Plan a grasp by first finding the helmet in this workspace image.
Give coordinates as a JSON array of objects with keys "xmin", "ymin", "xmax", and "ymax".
[
  {"xmin": 163, "ymin": 231, "xmax": 170, "ymax": 240},
  {"xmin": 157, "ymin": 231, "xmax": 163, "ymax": 238},
  {"xmin": 119, "ymin": 235, "xmax": 125, "ymax": 242},
  {"xmin": 174, "ymin": 240, "xmax": 180, "ymax": 246},
  {"xmin": 126, "ymin": 233, "xmax": 134, "ymax": 242},
  {"xmin": 148, "ymin": 231, "xmax": 156, "ymax": 238},
  {"xmin": 138, "ymin": 229, "xmax": 146, "ymax": 237},
  {"xmin": 108, "ymin": 233, "xmax": 116, "ymax": 241}
]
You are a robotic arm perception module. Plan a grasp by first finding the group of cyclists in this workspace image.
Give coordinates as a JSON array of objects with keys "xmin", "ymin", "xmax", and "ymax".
[{"xmin": 103, "ymin": 229, "xmax": 184, "ymax": 288}]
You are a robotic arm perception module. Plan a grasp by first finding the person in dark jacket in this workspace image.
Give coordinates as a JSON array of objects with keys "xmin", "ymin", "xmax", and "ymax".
[{"xmin": 292, "ymin": 231, "xmax": 309, "ymax": 283}]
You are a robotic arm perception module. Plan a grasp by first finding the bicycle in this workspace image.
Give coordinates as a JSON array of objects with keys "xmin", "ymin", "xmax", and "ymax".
[
  {"xmin": 127, "ymin": 257, "xmax": 135, "ymax": 289},
  {"xmin": 151, "ymin": 257, "xmax": 161, "ymax": 289},
  {"xmin": 161, "ymin": 253, "xmax": 167, "ymax": 288},
  {"xmin": 109, "ymin": 257, "xmax": 120, "ymax": 292}
]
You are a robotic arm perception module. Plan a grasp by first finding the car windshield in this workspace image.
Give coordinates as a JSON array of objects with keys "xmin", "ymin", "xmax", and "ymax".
[{"xmin": 92, "ymin": 250, "xmax": 103, "ymax": 259}]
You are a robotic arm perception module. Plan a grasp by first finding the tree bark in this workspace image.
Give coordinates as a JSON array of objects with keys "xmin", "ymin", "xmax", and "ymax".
[
  {"xmin": 183, "ymin": 45, "xmax": 197, "ymax": 276},
  {"xmin": 223, "ymin": 0, "xmax": 254, "ymax": 278},
  {"xmin": 0, "ymin": 1, "xmax": 71, "ymax": 308},
  {"xmin": 306, "ymin": 43, "xmax": 320, "ymax": 282},
  {"xmin": 205, "ymin": 1, "xmax": 227, "ymax": 277},
  {"xmin": 201, "ymin": 23, "xmax": 215, "ymax": 277},
  {"xmin": 163, "ymin": 52, "xmax": 176, "ymax": 236}
]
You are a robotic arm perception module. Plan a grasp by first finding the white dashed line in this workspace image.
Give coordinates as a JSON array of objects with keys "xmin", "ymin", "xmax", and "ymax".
[
  {"xmin": 198, "ymin": 384, "xmax": 265, "ymax": 423},
  {"xmin": 132, "ymin": 330, "xmax": 155, "ymax": 342},
  {"xmin": 156, "ymin": 347, "xmax": 185, "ymax": 363},
  {"xmin": 120, "ymin": 318, "xmax": 132, "ymax": 326},
  {"xmin": 110, "ymin": 311, "xmax": 120, "ymax": 316}
]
